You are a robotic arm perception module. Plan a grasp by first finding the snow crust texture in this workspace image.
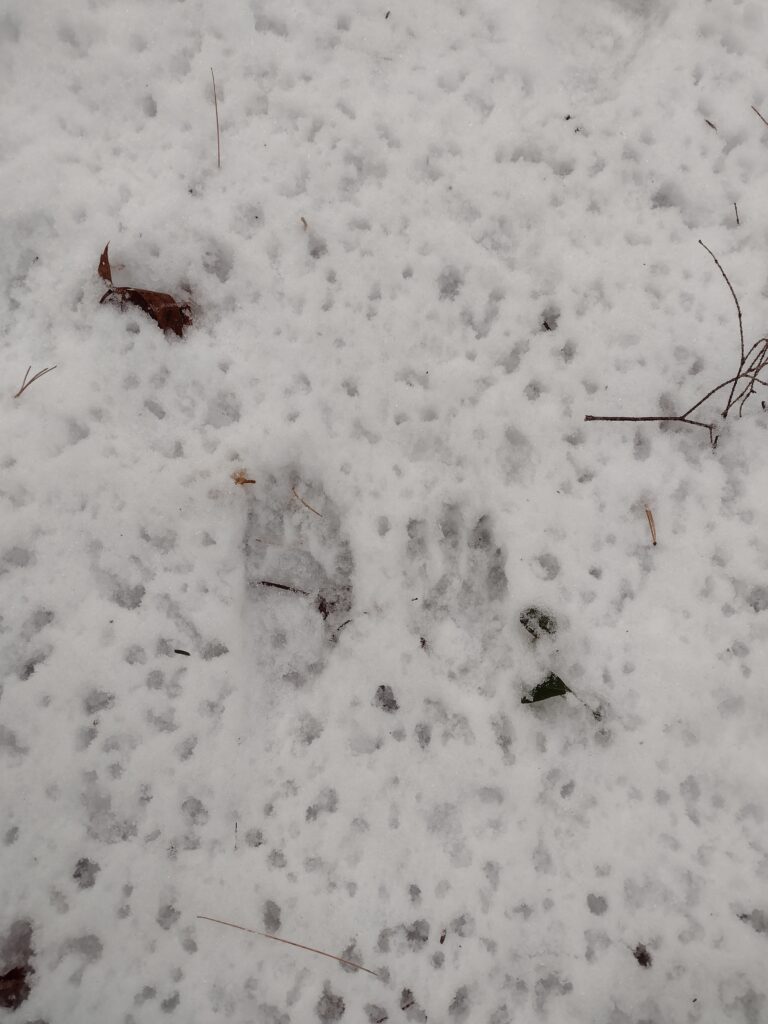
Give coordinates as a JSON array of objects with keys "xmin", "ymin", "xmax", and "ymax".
[{"xmin": 1, "ymin": 0, "xmax": 768, "ymax": 1022}]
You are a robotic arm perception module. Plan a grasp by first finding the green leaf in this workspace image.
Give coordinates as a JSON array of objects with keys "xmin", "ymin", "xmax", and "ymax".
[
  {"xmin": 520, "ymin": 607, "xmax": 557, "ymax": 641},
  {"xmin": 521, "ymin": 672, "xmax": 570, "ymax": 704}
]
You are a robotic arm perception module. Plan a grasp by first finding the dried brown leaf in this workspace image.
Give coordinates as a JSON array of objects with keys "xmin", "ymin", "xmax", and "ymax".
[
  {"xmin": 98, "ymin": 243, "xmax": 112, "ymax": 284},
  {"xmin": 97, "ymin": 243, "xmax": 193, "ymax": 337},
  {"xmin": 100, "ymin": 286, "xmax": 192, "ymax": 337},
  {"xmin": 232, "ymin": 469, "xmax": 256, "ymax": 485}
]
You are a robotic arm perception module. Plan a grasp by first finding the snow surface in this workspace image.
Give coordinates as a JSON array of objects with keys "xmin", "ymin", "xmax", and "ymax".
[{"xmin": 2, "ymin": 0, "xmax": 768, "ymax": 1021}]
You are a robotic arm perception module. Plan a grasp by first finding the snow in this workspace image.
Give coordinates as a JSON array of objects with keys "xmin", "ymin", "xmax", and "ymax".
[{"xmin": 1, "ymin": 0, "xmax": 768, "ymax": 1021}]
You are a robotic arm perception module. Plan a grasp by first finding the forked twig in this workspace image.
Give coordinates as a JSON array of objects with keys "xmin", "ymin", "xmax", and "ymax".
[
  {"xmin": 586, "ymin": 241, "xmax": 768, "ymax": 447},
  {"xmin": 211, "ymin": 68, "xmax": 221, "ymax": 169},
  {"xmin": 583, "ymin": 413, "xmax": 717, "ymax": 446},
  {"xmin": 14, "ymin": 365, "xmax": 57, "ymax": 398},
  {"xmin": 197, "ymin": 915, "xmax": 380, "ymax": 977}
]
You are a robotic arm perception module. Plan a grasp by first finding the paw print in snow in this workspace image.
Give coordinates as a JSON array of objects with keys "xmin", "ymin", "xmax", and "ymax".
[
  {"xmin": 243, "ymin": 470, "xmax": 353, "ymax": 698},
  {"xmin": 406, "ymin": 504, "xmax": 508, "ymax": 649}
]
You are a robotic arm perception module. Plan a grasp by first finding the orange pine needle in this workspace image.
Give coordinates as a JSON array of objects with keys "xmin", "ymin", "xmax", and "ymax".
[
  {"xmin": 292, "ymin": 486, "xmax": 322, "ymax": 516},
  {"xmin": 196, "ymin": 915, "xmax": 379, "ymax": 977}
]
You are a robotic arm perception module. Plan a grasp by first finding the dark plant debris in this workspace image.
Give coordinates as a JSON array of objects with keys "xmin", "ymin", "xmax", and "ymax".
[
  {"xmin": 520, "ymin": 606, "xmax": 557, "ymax": 641},
  {"xmin": 522, "ymin": 672, "xmax": 570, "ymax": 704},
  {"xmin": 0, "ymin": 965, "xmax": 33, "ymax": 1011},
  {"xmin": 0, "ymin": 921, "xmax": 34, "ymax": 1011},
  {"xmin": 633, "ymin": 943, "xmax": 652, "ymax": 968},
  {"xmin": 98, "ymin": 243, "xmax": 192, "ymax": 338},
  {"xmin": 522, "ymin": 672, "xmax": 603, "ymax": 720}
]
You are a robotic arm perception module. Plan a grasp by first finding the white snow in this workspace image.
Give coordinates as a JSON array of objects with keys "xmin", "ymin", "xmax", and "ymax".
[{"xmin": 1, "ymin": 0, "xmax": 768, "ymax": 1021}]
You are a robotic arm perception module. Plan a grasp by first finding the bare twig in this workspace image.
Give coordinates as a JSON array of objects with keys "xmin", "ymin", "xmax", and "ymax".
[
  {"xmin": 698, "ymin": 239, "xmax": 743, "ymax": 363},
  {"xmin": 586, "ymin": 241, "xmax": 765, "ymax": 448},
  {"xmin": 257, "ymin": 580, "xmax": 309, "ymax": 596},
  {"xmin": 584, "ymin": 413, "xmax": 716, "ymax": 445},
  {"xmin": 196, "ymin": 915, "xmax": 380, "ymax": 977},
  {"xmin": 331, "ymin": 618, "xmax": 353, "ymax": 642},
  {"xmin": 751, "ymin": 104, "xmax": 768, "ymax": 129},
  {"xmin": 644, "ymin": 507, "xmax": 657, "ymax": 546},
  {"xmin": 211, "ymin": 68, "xmax": 221, "ymax": 169},
  {"xmin": 292, "ymin": 486, "xmax": 322, "ymax": 516},
  {"xmin": 734, "ymin": 202, "xmax": 740, "ymax": 226},
  {"xmin": 14, "ymin": 365, "xmax": 57, "ymax": 398}
]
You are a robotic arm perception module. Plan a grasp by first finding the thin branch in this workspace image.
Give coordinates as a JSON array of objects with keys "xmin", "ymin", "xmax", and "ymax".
[
  {"xmin": 734, "ymin": 202, "xmax": 740, "ymax": 226},
  {"xmin": 584, "ymin": 413, "xmax": 715, "ymax": 444},
  {"xmin": 734, "ymin": 341, "xmax": 768, "ymax": 415},
  {"xmin": 211, "ymin": 68, "xmax": 221, "ymax": 169},
  {"xmin": 196, "ymin": 915, "xmax": 380, "ymax": 977},
  {"xmin": 587, "ymin": 242, "xmax": 764, "ymax": 448},
  {"xmin": 292, "ymin": 486, "xmax": 322, "ymax": 516},
  {"xmin": 257, "ymin": 580, "xmax": 309, "ymax": 596},
  {"xmin": 682, "ymin": 371, "xmax": 753, "ymax": 419},
  {"xmin": 644, "ymin": 507, "xmax": 657, "ymax": 546},
  {"xmin": 698, "ymin": 239, "xmax": 743, "ymax": 362},
  {"xmin": 14, "ymin": 365, "xmax": 57, "ymax": 398},
  {"xmin": 584, "ymin": 415, "xmax": 693, "ymax": 424},
  {"xmin": 751, "ymin": 104, "xmax": 768, "ymax": 129}
]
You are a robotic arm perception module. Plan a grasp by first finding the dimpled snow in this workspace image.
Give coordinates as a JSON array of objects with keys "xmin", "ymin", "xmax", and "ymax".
[{"xmin": 1, "ymin": 1, "xmax": 768, "ymax": 1022}]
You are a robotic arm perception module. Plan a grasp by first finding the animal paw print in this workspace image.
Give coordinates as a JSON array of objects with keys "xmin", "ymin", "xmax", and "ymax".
[
  {"xmin": 406, "ymin": 504, "xmax": 508, "ymax": 641},
  {"xmin": 243, "ymin": 469, "xmax": 353, "ymax": 695}
]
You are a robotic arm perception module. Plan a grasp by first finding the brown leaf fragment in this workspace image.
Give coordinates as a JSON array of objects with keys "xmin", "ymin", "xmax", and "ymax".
[
  {"xmin": 0, "ymin": 965, "xmax": 33, "ymax": 1011},
  {"xmin": 232, "ymin": 469, "xmax": 256, "ymax": 485},
  {"xmin": 97, "ymin": 242, "xmax": 193, "ymax": 337},
  {"xmin": 98, "ymin": 243, "xmax": 113, "ymax": 284},
  {"xmin": 100, "ymin": 286, "xmax": 192, "ymax": 337}
]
